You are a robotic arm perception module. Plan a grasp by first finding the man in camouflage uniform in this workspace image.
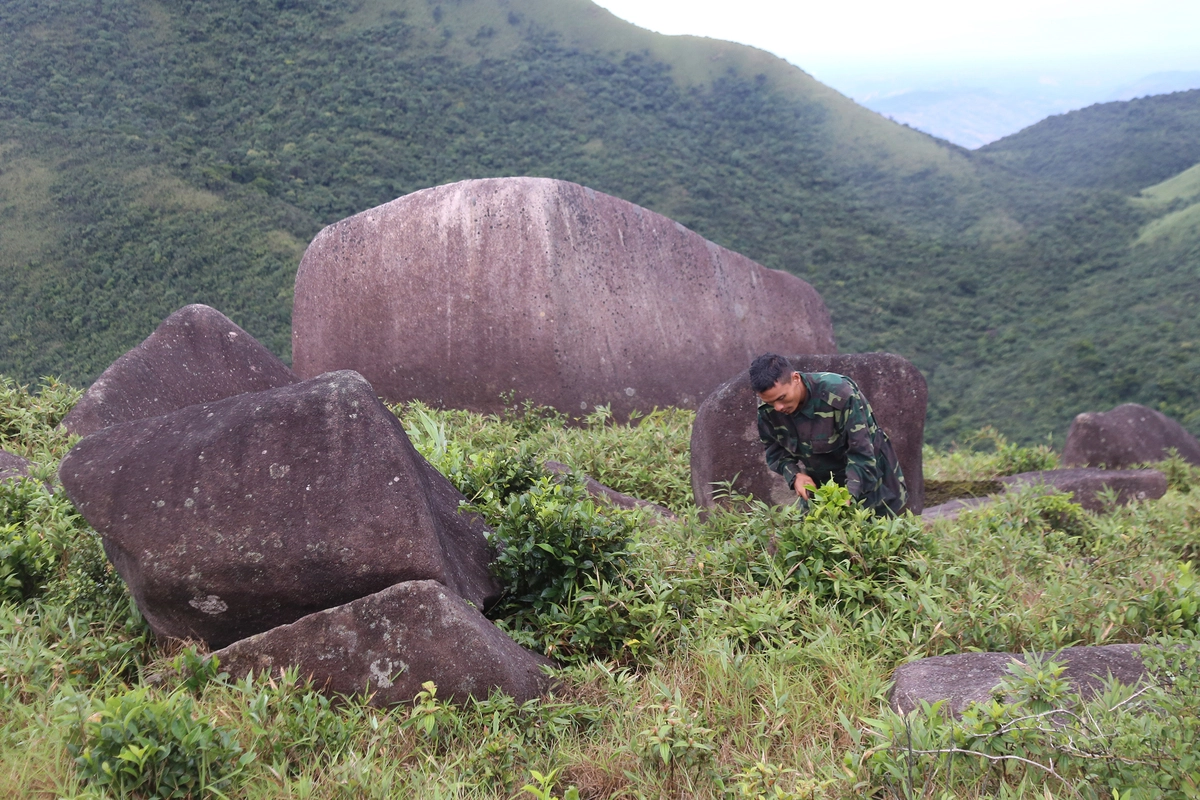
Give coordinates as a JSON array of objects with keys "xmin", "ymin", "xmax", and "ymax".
[{"xmin": 750, "ymin": 353, "xmax": 907, "ymax": 516}]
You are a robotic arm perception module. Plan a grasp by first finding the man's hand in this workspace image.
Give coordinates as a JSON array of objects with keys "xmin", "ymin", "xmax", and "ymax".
[{"xmin": 793, "ymin": 474, "xmax": 816, "ymax": 500}]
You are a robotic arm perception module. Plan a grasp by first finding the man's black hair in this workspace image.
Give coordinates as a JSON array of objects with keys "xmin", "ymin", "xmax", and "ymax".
[{"xmin": 749, "ymin": 353, "xmax": 795, "ymax": 393}]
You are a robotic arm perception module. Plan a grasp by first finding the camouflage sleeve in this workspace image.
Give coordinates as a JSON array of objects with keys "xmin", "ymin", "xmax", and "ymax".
[
  {"xmin": 757, "ymin": 412, "xmax": 803, "ymax": 489},
  {"xmin": 837, "ymin": 385, "xmax": 881, "ymax": 500}
]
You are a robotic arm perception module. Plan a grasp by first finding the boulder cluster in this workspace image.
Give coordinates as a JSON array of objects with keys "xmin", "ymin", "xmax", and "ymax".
[{"xmin": 59, "ymin": 305, "xmax": 550, "ymax": 704}]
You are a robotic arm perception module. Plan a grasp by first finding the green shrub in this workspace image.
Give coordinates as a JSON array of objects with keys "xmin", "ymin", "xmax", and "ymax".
[
  {"xmin": 486, "ymin": 476, "xmax": 634, "ymax": 616},
  {"xmin": 747, "ymin": 482, "xmax": 928, "ymax": 613},
  {"xmin": 501, "ymin": 566, "xmax": 697, "ymax": 664},
  {"xmin": 634, "ymin": 684, "xmax": 717, "ymax": 778},
  {"xmin": 65, "ymin": 686, "xmax": 251, "ymax": 799},
  {"xmin": 0, "ymin": 376, "xmax": 81, "ymax": 461},
  {"xmin": 1149, "ymin": 449, "xmax": 1200, "ymax": 494}
]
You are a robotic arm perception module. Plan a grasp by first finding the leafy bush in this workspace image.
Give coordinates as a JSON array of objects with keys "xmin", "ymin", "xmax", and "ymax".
[
  {"xmin": 1148, "ymin": 449, "xmax": 1200, "ymax": 494},
  {"xmin": 634, "ymin": 685, "xmax": 717, "ymax": 778},
  {"xmin": 0, "ymin": 481, "xmax": 61, "ymax": 603},
  {"xmin": 924, "ymin": 427, "xmax": 1059, "ymax": 480},
  {"xmin": 486, "ymin": 477, "xmax": 634, "ymax": 616},
  {"xmin": 0, "ymin": 376, "xmax": 80, "ymax": 461},
  {"xmin": 747, "ymin": 482, "xmax": 928, "ymax": 613},
  {"xmin": 65, "ymin": 686, "xmax": 251, "ymax": 799},
  {"xmin": 0, "ymin": 471, "xmax": 129, "ymax": 613}
]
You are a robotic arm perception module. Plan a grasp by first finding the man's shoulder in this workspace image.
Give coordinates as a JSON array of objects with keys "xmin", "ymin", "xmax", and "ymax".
[{"xmin": 803, "ymin": 372, "xmax": 856, "ymax": 410}]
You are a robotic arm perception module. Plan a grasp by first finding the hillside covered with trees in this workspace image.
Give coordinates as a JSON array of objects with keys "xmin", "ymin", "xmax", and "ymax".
[{"xmin": 1, "ymin": 0, "xmax": 1197, "ymax": 442}]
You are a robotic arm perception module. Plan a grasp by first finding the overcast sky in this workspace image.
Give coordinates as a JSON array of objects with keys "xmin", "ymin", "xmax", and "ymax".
[{"xmin": 590, "ymin": 0, "xmax": 1200, "ymax": 90}]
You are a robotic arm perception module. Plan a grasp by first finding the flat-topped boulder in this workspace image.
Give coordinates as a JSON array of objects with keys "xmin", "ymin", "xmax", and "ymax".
[
  {"xmin": 921, "ymin": 468, "xmax": 1167, "ymax": 523},
  {"xmin": 59, "ymin": 371, "xmax": 499, "ymax": 648},
  {"xmin": 1062, "ymin": 403, "xmax": 1200, "ymax": 469},
  {"xmin": 62, "ymin": 304, "xmax": 298, "ymax": 438},
  {"xmin": 212, "ymin": 580, "xmax": 554, "ymax": 706},
  {"xmin": 890, "ymin": 644, "xmax": 1150, "ymax": 716},
  {"xmin": 292, "ymin": 177, "xmax": 835, "ymax": 419},
  {"xmin": 690, "ymin": 353, "xmax": 927, "ymax": 513},
  {"xmin": 0, "ymin": 450, "xmax": 32, "ymax": 483},
  {"xmin": 998, "ymin": 468, "xmax": 1167, "ymax": 513}
]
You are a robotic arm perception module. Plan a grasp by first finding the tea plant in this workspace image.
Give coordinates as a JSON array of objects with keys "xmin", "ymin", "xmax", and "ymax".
[{"xmin": 62, "ymin": 685, "xmax": 252, "ymax": 799}]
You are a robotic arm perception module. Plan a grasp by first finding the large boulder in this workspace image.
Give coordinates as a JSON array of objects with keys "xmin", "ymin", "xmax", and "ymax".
[
  {"xmin": 292, "ymin": 177, "xmax": 836, "ymax": 419},
  {"xmin": 59, "ymin": 371, "xmax": 499, "ymax": 648},
  {"xmin": 890, "ymin": 645, "xmax": 1149, "ymax": 716},
  {"xmin": 62, "ymin": 304, "xmax": 298, "ymax": 438},
  {"xmin": 0, "ymin": 450, "xmax": 32, "ymax": 483},
  {"xmin": 212, "ymin": 580, "xmax": 553, "ymax": 705},
  {"xmin": 1062, "ymin": 403, "xmax": 1200, "ymax": 469},
  {"xmin": 690, "ymin": 353, "xmax": 927, "ymax": 513}
]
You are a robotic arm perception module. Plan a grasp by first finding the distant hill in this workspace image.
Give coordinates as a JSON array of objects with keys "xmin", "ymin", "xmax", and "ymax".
[
  {"xmin": 1, "ymin": 0, "xmax": 1197, "ymax": 442},
  {"xmin": 978, "ymin": 90, "xmax": 1200, "ymax": 193},
  {"xmin": 1110, "ymin": 71, "xmax": 1200, "ymax": 102},
  {"xmin": 862, "ymin": 88, "xmax": 1075, "ymax": 149}
]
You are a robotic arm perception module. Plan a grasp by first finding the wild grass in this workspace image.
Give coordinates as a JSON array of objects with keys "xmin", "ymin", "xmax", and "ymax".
[{"xmin": 1, "ymin": 381, "xmax": 1197, "ymax": 798}]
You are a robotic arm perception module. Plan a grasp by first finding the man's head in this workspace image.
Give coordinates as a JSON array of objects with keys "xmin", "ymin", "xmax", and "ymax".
[{"xmin": 750, "ymin": 353, "xmax": 805, "ymax": 414}]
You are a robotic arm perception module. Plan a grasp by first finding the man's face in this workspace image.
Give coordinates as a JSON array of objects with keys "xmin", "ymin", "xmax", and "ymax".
[{"xmin": 757, "ymin": 371, "xmax": 804, "ymax": 414}]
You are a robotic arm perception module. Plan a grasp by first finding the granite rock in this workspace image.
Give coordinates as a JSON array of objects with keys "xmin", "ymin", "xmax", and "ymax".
[
  {"xmin": 292, "ymin": 177, "xmax": 835, "ymax": 419},
  {"xmin": 212, "ymin": 580, "xmax": 553, "ymax": 706},
  {"xmin": 1062, "ymin": 404, "xmax": 1200, "ymax": 469},
  {"xmin": 0, "ymin": 450, "xmax": 32, "ymax": 483},
  {"xmin": 890, "ymin": 644, "xmax": 1150, "ymax": 716},
  {"xmin": 63, "ymin": 304, "xmax": 298, "ymax": 438},
  {"xmin": 59, "ymin": 371, "xmax": 499, "ymax": 648}
]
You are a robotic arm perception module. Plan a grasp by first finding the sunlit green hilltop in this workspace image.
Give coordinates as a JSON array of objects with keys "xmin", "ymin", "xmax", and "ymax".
[{"xmin": 2, "ymin": 0, "xmax": 1197, "ymax": 442}]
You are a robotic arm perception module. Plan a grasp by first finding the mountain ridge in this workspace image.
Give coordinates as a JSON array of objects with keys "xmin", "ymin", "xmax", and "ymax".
[{"xmin": 1, "ymin": 0, "xmax": 1196, "ymax": 441}]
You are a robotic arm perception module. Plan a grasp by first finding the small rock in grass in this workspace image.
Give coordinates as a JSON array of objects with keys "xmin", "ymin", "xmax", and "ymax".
[{"xmin": 212, "ymin": 579, "xmax": 554, "ymax": 705}]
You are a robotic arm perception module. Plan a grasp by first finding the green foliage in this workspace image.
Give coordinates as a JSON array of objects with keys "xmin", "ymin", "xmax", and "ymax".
[
  {"xmin": 0, "ymin": 463, "xmax": 129, "ymax": 617},
  {"xmin": 1148, "ymin": 448, "xmax": 1200, "ymax": 494},
  {"xmin": 521, "ymin": 768, "xmax": 581, "ymax": 800},
  {"xmin": 533, "ymin": 406, "xmax": 694, "ymax": 512},
  {"xmin": 0, "ymin": 479, "xmax": 64, "ymax": 604},
  {"xmin": 64, "ymin": 685, "xmax": 251, "ymax": 799},
  {"xmin": 980, "ymin": 89, "xmax": 1200, "ymax": 193},
  {"xmin": 634, "ymin": 684, "xmax": 717, "ymax": 776},
  {"xmin": 486, "ymin": 476, "xmax": 635, "ymax": 615},
  {"xmin": 924, "ymin": 427, "xmax": 1059, "ymax": 481},
  {"xmin": 0, "ymin": 376, "xmax": 80, "ymax": 461},
  {"xmin": 2, "ymin": 379, "xmax": 1200, "ymax": 797},
  {"xmin": 403, "ymin": 680, "xmax": 463, "ymax": 744},
  {"xmin": 748, "ymin": 482, "xmax": 928, "ymax": 613}
]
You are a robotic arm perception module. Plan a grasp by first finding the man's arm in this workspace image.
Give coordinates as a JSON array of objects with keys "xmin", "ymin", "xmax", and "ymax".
[
  {"xmin": 837, "ymin": 386, "xmax": 883, "ymax": 500},
  {"xmin": 757, "ymin": 412, "xmax": 809, "ymax": 493}
]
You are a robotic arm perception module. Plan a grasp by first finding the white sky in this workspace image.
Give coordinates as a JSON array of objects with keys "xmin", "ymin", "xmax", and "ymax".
[{"xmin": 590, "ymin": 0, "xmax": 1200, "ymax": 86}]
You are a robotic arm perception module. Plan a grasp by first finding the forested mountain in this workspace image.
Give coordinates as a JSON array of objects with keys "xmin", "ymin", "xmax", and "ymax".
[
  {"xmin": 979, "ymin": 90, "xmax": 1200, "ymax": 193},
  {"xmin": 1, "ymin": 0, "xmax": 1197, "ymax": 443}
]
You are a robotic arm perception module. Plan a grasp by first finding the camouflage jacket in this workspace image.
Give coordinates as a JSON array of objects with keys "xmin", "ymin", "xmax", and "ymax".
[{"xmin": 757, "ymin": 372, "xmax": 907, "ymax": 515}]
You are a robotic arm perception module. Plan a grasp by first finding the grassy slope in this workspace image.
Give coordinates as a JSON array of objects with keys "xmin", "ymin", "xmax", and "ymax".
[
  {"xmin": 0, "ymin": 0, "xmax": 1195, "ymax": 442},
  {"xmin": 1, "ymin": 385, "xmax": 1198, "ymax": 798}
]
